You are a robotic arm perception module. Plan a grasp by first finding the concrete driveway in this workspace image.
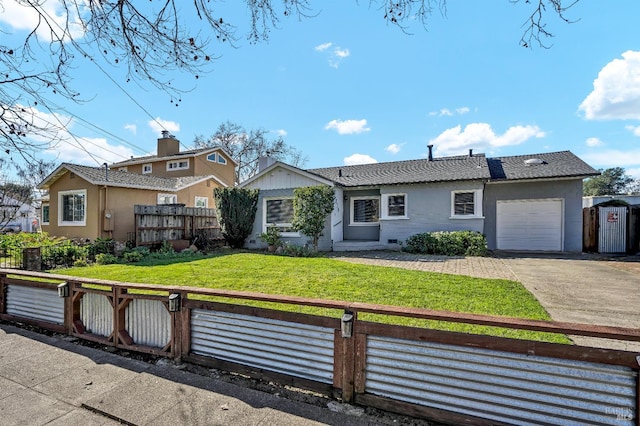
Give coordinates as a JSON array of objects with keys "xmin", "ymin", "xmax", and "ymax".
[
  {"xmin": 495, "ymin": 252, "xmax": 640, "ymax": 350},
  {"xmin": 330, "ymin": 251, "xmax": 640, "ymax": 350}
]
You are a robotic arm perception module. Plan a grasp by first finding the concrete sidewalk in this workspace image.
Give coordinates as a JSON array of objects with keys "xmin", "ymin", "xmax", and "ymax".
[{"xmin": 0, "ymin": 324, "xmax": 415, "ymax": 426}]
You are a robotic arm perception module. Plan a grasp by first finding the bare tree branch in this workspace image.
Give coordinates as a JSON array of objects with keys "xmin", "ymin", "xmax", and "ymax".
[{"xmin": 1, "ymin": 0, "xmax": 582, "ymax": 165}]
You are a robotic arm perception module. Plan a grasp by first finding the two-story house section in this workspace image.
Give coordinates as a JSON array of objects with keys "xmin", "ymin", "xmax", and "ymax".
[{"xmin": 110, "ymin": 131, "xmax": 237, "ymax": 187}]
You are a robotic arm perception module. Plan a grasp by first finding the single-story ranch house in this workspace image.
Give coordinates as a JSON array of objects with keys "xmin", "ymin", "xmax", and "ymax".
[{"xmin": 240, "ymin": 149, "xmax": 599, "ymax": 252}]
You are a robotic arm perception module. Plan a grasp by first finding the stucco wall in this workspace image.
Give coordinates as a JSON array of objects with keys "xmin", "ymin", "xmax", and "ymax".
[
  {"xmin": 42, "ymin": 171, "xmax": 102, "ymax": 241},
  {"xmin": 118, "ymin": 152, "xmax": 235, "ymax": 187},
  {"xmin": 484, "ymin": 179, "xmax": 584, "ymax": 252},
  {"xmin": 377, "ymin": 181, "xmax": 485, "ymax": 245},
  {"xmin": 43, "ymin": 173, "xmax": 219, "ymax": 243}
]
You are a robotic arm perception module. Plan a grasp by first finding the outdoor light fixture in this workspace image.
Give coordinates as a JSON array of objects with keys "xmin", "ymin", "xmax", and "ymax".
[
  {"xmin": 341, "ymin": 310, "xmax": 354, "ymax": 338},
  {"xmin": 168, "ymin": 293, "xmax": 181, "ymax": 312},
  {"xmin": 57, "ymin": 282, "xmax": 69, "ymax": 298}
]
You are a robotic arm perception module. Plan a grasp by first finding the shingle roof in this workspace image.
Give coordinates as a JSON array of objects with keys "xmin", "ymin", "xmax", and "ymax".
[
  {"xmin": 487, "ymin": 151, "xmax": 599, "ymax": 181},
  {"xmin": 308, "ymin": 154, "xmax": 491, "ymax": 187},
  {"xmin": 38, "ymin": 163, "xmax": 213, "ymax": 191},
  {"xmin": 304, "ymin": 150, "xmax": 598, "ymax": 188}
]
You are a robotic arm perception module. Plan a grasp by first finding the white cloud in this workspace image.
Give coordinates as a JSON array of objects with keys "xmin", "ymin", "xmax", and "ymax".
[
  {"xmin": 385, "ymin": 143, "xmax": 404, "ymax": 154},
  {"xmin": 0, "ymin": 0, "xmax": 85, "ymax": 41},
  {"xmin": 430, "ymin": 123, "xmax": 546, "ymax": 156},
  {"xmin": 148, "ymin": 118, "xmax": 180, "ymax": 135},
  {"xmin": 329, "ymin": 47, "xmax": 350, "ymax": 68},
  {"xmin": 316, "ymin": 42, "xmax": 350, "ymax": 68},
  {"xmin": 274, "ymin": 129, "xmax": 287, "ymax": 137},
  {"xmin": 581, "ymin": 149, "xmax": 640, "ymax": 169},
  {"xmin": 344, "ymin": 154, "xmax": 377, "ymax": 166},
  {"xmin": 579, "ymin": 50, "xmax": 640, "ymax": 120},
  {"xmin": 10, "ymin": 106, "xmax": 136, "ymax": 164},
  {"xmin": 429, "ymin": 107, "xmax": 471, "ymax": 117},
  {"xmin": 48, "ymin": 136, "xmax": 136, "ymax": 164},
  {"xmin": 124, "ymin": 124, "xmax": 137, "ymax": 135},
  {"xmin": 585, "ymin": 137, "xmax": 603, "ymax": 147},
  {"xmin": 315, "ymin": 42, "xmax": 332, "ymax": 52},
  {"xmin": 626, "ymin": 125, "xmax": 640, "ymax": 136},
  {"xmin": 324, "ymin": 119, "xmax": 370, "ymax": 135}
]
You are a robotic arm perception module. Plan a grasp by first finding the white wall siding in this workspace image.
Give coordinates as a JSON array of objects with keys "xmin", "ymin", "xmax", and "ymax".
[{"xmin": 243, "ymin": 166, "xmax": 325, "ymax": 191}]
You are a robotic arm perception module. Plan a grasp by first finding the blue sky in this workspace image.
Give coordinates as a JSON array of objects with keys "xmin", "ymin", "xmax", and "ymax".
[{"xmin": 3, "ymin": 1, "xmax": 640, "ymax": 180}]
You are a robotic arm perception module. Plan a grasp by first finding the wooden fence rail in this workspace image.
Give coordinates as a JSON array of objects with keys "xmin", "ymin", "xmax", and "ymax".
[{"xmin": 0, "ymin": 269, "xmax": 638, "ymax": 425}]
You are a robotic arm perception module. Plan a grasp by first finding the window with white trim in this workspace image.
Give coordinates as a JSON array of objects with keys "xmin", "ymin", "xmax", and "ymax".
[
  {"xmin": 195, "ymin": 196, "xmax": 208, "ymax": 208},
  {"xmin": 207, "ymin": 152, "xmax": 228, "ymax": 165},
  {"xmin": 58, "ymin": 189, "xmax": 86, "ymax": 226},
  {"xmin": 142, "ymin": 164, "xmax": 152, "ymax": 174},
  {"xmin": 350, "ymin": 196, "xmax": 379, "ymax": 225},
  {"xmin": 166, "ymin": 159, "xmax": 189, "ymax": 171},
  {"xmin": 42, "ymin": 204, "xmax": 50, "ymax": 225},
  {"xmin": 381, "ymin": 193, "xmax": 407, "ymax": 219},
  {"xmin": 264, "ymin": 197, "xmax": 297, "ymax": 235},
  {"xmin": 157, "ymin": 193, "xmax": 177, "ymax": 205},
  {"xmin": 450, "ymin": 189, "xmax": 483, "ymax": 218}
]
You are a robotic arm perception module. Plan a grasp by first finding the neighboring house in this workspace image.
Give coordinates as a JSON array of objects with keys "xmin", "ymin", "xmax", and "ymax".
[
  {"xmin": 583, "ymin": 195, "xmax": 640, "ymax": 208},
  {"xmin": 240, "ymin": 149, "xmax": 599, "ymax": 252},
  {"xmin": 37, "ymin": 132, "xmax": 236, "ymax": 242},
  {"xmin": 110, "ymin": 131, "xmax": 237, "ymax": 187},
  {"xmin": 0, "ymin": 193, "xmax": 38, "ymax": 233}
]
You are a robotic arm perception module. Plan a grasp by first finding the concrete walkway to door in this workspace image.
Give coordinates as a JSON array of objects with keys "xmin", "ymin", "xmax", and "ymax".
[{"xmin": 328, "ymin": 250, "xmax": 640, "ymax": 350}]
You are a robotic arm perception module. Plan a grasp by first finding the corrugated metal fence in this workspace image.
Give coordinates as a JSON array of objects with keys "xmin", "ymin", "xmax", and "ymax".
[{"xmin": 1, "ymin": 269, "xmax": 639, "ymax": 425}]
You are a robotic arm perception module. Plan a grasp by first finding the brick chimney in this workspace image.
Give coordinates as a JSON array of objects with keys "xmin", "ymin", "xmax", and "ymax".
[{"xmin": 157, "ymin": 131, "xmax": 180, "ymax": 157}]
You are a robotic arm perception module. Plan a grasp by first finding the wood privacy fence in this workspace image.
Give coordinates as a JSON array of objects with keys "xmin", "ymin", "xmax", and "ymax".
[
  {"xmin": 0, "ymin": 269, "xmax": 639, "ymax": 425},
  {"xmin": 134, "ymin": 205, "xmax": 222, "ymax": 247}
]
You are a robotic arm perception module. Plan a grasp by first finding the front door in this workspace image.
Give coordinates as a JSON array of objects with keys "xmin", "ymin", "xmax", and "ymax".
[{"xmin": 343, "ymin": 191, "xmax": 380, "ymax": 241}]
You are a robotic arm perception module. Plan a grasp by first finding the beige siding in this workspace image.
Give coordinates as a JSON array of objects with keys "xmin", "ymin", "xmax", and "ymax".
[
  {"xmin": 43, "ymin": 174, "xmax": 221, "ymax": 242},
  {"xmin": 176, "ymin": 179, "xmax": 218, "ymax": 209},
  {"xmin": 42, "ymin": 171, "xmax": 102, "ymax": 241},
  {"xmin": 192, "ymin": 152, "xmax": 235, "ymax": 187}
]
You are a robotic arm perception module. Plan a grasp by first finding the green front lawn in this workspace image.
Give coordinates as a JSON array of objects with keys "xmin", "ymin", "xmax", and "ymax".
[{"xmin": 60, "ymin": 251, "xmax": 569, "ymax": 343}]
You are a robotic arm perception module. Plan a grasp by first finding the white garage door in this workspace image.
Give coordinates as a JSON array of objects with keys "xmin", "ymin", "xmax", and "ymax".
[{"xmin": 497, "ymin": 199, "xmax": 563, "ymax": 251}]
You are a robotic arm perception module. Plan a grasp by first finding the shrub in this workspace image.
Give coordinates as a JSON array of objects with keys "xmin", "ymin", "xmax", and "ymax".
[
  {"xmin": 73, "ymin": 258, "xmax": 89, "ymax": 267},
  {"xmin": 403, "ymin": 231, "xmax": 488, "ymax": 256},
  {"xmin": 122, "ymin": 250, "xmax": 144, "ymax": 263},
  {"xmin": 292, "ymin": 185, "xmax": 335, "ymax": 251},
  {"xmin": 42, "ymin": 242, "xmax": 88, "ymax": 268},
  {"xmin": 95, "ymin": 253, "xmax": 118, "ymax": 265},
  {"xmin": 278, "ymin": 242, "xmax": 321, "ymax": 258},
  {"xmin": 214, "ymin": 187, "xmax": 259, "ymax": 249},
  {"xmin": 258, "ymin": 227, "xmax": 281, "ymax": 246},
  {"xmin": 132, "ymin": 246, "xmax": 151, "ymax": 257},
  {"xmin": 87, "ymin": 237, "xmax": 115, "ymax": 260}
]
